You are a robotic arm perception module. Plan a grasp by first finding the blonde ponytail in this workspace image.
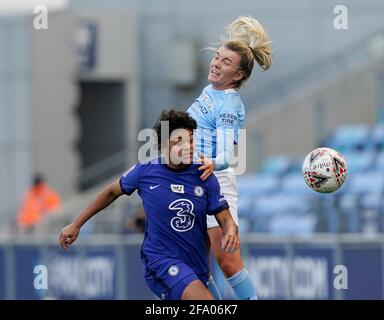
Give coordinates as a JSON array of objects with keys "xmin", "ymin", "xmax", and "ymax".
[
  {"xmin": 216, "ymin": 16, "xmax": 272, "ymax": 88},
  {"xmin": 223, "ymin": 16, "xmax": 272, "ymax": 71}
]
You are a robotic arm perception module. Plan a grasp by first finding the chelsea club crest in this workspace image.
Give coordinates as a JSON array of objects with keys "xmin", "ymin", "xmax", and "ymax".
[{"xmin": 194, "ymin": 186, "xmax": 204, "ymax": 197}]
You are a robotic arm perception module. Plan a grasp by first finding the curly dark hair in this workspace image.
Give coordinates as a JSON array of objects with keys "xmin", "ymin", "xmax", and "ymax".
[{"xmin": 153, "ymin": 110, "xmax": 197, "ymax": 149}]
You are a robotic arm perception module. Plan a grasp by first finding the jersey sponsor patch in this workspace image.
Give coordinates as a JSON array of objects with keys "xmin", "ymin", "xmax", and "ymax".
[
  {"xmin": 219, "ymin": 113, "xmax": 237, "ymax": 126},
  {"xmin": 171, "ymin": 184, "xmax": 184, "ymax": 193},
  {"xmin": 169, "ymin": 199, "xmax": 195, "ymax": 232},
  {"xmin": 192, "ymin": 100, "xmax": 208, "ymax": 114}
]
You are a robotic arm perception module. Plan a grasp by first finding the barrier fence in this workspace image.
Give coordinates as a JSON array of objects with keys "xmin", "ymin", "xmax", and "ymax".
[{"xmin": 0, "ymin": 234, "xmax": 383, "ymax": 300}]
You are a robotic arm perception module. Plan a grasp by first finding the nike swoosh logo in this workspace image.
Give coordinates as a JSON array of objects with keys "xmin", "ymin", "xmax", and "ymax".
[{"xmin": 150, "ymin": 184, "xmax": 160, "ymax": 190}]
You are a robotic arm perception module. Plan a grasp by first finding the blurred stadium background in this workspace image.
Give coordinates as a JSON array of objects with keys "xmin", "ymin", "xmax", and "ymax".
[{"xmin": 1, "ymin": 0, "xmax": 384, "ymax": 299}]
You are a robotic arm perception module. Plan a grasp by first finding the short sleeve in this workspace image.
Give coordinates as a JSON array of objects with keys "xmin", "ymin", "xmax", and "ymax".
[
  {"xmin": 119, "ymin": 164, "xmax": 141, "ymax": 195},
  {"xmin": 205, "ymin": 174, "xmax": 229, "ymax": 215}
]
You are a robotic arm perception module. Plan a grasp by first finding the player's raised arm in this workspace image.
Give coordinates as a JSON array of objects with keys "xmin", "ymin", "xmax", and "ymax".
[
  {"xmin": 59, "ymin": 180, "xmax": 123, "ymax": 250},
  {"xmin": 214, "ymin": 208, "xmax": 240, "ymax": 253}
]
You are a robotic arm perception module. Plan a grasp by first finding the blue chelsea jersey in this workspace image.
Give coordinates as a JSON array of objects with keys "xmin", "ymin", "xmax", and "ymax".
[
  {"xmin": 119, "ymin": 158, "xmax": 229, "ymax": 276},
  {"xmin": 187, "ymin": 84, "xmax": 246, "ymax": 170}
]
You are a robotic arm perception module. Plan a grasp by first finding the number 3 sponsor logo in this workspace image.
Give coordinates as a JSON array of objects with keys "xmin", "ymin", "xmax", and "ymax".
[{"xmin": 169, "ymin": 199, "xmax": 195, "ymax": 232}]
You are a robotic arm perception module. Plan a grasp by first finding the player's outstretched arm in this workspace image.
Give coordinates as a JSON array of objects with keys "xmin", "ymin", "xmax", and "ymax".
[
  {"xmin": 59, "ymin": 180, "xmax": 123, "ymax": 250},
  {"xmin": 214, "ymin": 208, "xmax": 240, "ymax": 253}
]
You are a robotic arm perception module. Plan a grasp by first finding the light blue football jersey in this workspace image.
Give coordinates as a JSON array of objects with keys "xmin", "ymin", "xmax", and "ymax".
[{"xmin": 187, "ymin": 84, "xmax": 245, "ymax": 171}]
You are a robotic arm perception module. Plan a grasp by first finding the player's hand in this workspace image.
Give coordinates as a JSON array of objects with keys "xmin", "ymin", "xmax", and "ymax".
[
  {"xmin": 221, "ymin": 229, "xmax": 240, "ymax": 253},
  {"xmin": 197, "ymin": 153, "xmax": 215, "ymax": 181},
  {"xmin": 59, "ymin": 223, "xmax": 80, "ymax": 250}
]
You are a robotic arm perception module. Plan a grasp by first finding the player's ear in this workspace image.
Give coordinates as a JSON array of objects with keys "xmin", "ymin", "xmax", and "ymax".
[{"xmin": 233, "ymin": 70, "xmax": 244, "ymax": 82}]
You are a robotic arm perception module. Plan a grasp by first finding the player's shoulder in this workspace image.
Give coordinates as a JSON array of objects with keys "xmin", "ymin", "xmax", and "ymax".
[
  {"xmin": 184, "ymin": 165, "xmax": 219, "ymax": 193},
  {"xmin": 188, "ymin": 163, "xmax": 204, "ymax": 175},
  {"xmin": 184, "ymin": 163, "xmax": 211, "ymax": 182},
  {"xmin": 203, "ymin": 171, "xmax": 221, "ymax": 188},
  {"xmin": 223, "ymin": 90, "xmax": 243, "ymax": 107},
  {"xmin": 216, "ymin": 89, "xmax": 243, "ymax": 112},
  {"xmin": 122, "ymin": 157, "xmax": 161, "ymax": 177}
]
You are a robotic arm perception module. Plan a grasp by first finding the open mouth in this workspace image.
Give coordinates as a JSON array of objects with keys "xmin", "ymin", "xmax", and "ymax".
[{"xmin": 211, "ymin": 70, "xmax": 220, "ymax": 76}]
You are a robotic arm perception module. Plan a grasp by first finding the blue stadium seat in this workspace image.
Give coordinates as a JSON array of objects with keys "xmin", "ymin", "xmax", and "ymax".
[
  {"xmin": 284, "ymin": 194, "xmax": 313, "ymax": 213},
  {"xmin": 250, "ymin": 216, "xmax": 270, "ymax": 233},
  {"xmin": 250, "ymin": 193, "xmax": 313, "ymax": 233},
  {"xmin": 280, "ymin": 173, "xmax": 314, "ymax": 195},
  {"xmin": 237, "ymin": 196, "xmax": 255, "ymax": 217},
  {"xmin": 253, "ymin": 195, "xmax": 287, "ymax": 216},
  {"xmin": 345, "ymin": 172, "xmax": 384, "ymax": 194},
  {"xmin": 315, "ymin": 193, "xmax": 341, "ymax": 232},
  {"xmin": 250, "ymin": 194, "xmax": 290, "ymax": 233},
  {"xmin": 237, "ymin": 175, "xmax": 258, "ymax": 197},
  {"xmin": 268, "ymin": 213, "xmax": 317, "ymax": 235},
  {"xmin": 252, "ymin": 194, "xmax": 310, "ymax": 216},
  {"xmin": 326, "ymin": 124, "xmax": 372, "ymax": 152},
  {"xmin": 258, "ymin": 156, "xmax": 292, "ymax": 176},
  {"xmin": 237, "ymin": 174, "xmax": 279, "ymax": 196},
  {"xmin": 375, "ymin": 151, "xmax": 384, "ymax": 170},
  {"xmin": 338, "ymin": 193, "xmax": 360, "ymax": 233},
  {"xmin": 339, "ymin": 193, "xmax": 359, "ymax": 211},
  {"xmin": 238, "ymin": 216, "xmax": 252, "ymax": 234},
  {"xmin": 289, "ymin": 159, "xmax": 303, "ymax": 174},
  {"xmin": 360, "ymin": 208, "xmax": 381, "ymax": 235},
  {"xmin": 371, "ymin": 124, "xmax": 384, "ymax": 150},
  {"xmin": 360, "ymin": 193, "xmax": 383, "ymax": 210},
  {"xmin": 342, "ymin": 150, "xmax": 375, "ymax": 174},
  {"xmin": 237, "ymin": 174, "xmax": 280, "ymax": 218}
]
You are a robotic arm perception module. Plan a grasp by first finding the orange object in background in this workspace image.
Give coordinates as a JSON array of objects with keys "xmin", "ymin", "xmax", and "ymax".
[{"xmin": 17, "ymin": 174, "xmax": 61, "ymax": 228}]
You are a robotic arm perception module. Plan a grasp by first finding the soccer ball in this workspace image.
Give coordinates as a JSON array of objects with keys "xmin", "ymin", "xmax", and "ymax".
[{"xmin": 302, "ymin": 147, "xmax": 347, "ymax": 193}]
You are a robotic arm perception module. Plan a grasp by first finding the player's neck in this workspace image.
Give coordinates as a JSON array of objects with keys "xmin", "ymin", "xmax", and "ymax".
[
  {"xmin": 166, "ymin": 162, "xmax": 190, "ymax": 170},
  {"xmin": 211, "ymin": 82, "xmax": 237, "ymax": 91}
]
